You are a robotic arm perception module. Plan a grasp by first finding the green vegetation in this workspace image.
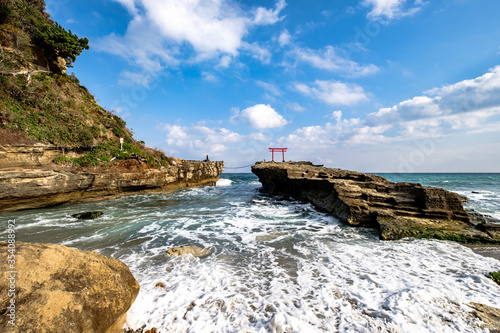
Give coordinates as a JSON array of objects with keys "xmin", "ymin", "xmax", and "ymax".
[
  {"xmin": 490, "ymin": 272, "xmax": 500, "ymax": 285},
  {"xmin": 36, "ymin": 22, "xmax": 89, "ymax": 68},
  {"xmin": 0, "ymin": 0, "xmax": 172, "ymax": 168},
  {"xmin": 0, "ymin": 0, "xmax": 88, "ymax": 70}
]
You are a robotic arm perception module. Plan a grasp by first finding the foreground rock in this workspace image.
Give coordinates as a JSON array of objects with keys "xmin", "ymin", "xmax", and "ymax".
[
  {"xmin": 252, "ymin": 162, "xmax": 500, "ymax": 243},
  {"xmin": 0, "ymin": 242, "xmax": 140, "ymax": 333},
  {"xmin": 0, "ymin": 155, "xmax": 224, "ymax": 212}
]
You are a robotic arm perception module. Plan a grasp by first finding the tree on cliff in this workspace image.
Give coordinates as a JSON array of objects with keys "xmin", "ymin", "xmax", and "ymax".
[
  {"xmin": 36, "ymin": 22, "xmax": 89, "ymax": 68},
  {"xmin": 0, "ymin": 0, "xmax": 89, "ymax": 71}
]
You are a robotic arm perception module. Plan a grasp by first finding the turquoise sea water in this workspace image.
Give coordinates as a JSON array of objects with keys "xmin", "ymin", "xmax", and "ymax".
[{"xmin": 2, "ymin": 173, "xmax": 500, "ymax": 332}]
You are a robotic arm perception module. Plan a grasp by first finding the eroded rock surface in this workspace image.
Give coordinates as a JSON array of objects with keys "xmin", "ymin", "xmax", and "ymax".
[
  {"xmin": 0, "ymin": 242, "xmax": 140, "ymax": 333},
  {"xmin": 0, "ymin": 157, "xmax": 224, "ymax": 212},
  {"xmin": 252, "ymin": 162, "xmax": 500, "ymax": 243}
]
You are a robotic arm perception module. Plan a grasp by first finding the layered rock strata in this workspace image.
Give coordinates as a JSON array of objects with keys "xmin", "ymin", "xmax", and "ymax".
[
  {"xmin": 0, "ymin": 242, "xmax": 140, "ymax": 333},
  {"xmin": 0, "ymin": 156, "xmax": 224, "ymax": 212},
  {"xmin": 252, "ymin": 161, "xmax": 499, "ymax": 243}
]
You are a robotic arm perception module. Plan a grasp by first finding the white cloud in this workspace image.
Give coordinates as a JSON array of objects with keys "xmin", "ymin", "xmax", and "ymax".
[
  {"xmin": 287, "ymin": 102, "xmax": 306, "ymax": 112},
  {"xmin": 102, "ymin": 0, "xmax": 286, "ymax": 71},
  {"xmin": 256, "ymin": 81, "xmax": 281, "ymax": 96},
  {"xmin": 232, "ymin": 104, "xmax": 288, "ymax": 129},
  {"xmin": 162, "ymin": 124, "xmax": 244, "ymax": 158},
  {"xmin": 329, "ymin": 110, "xmax": 343, "ymax": 122},
  {"xmin": 249, "ymin": 132, "xmax": 270, "ymax": 141},
  {"xmin": 293, "ymin": 80, "xmax": 369, "ymax": 106},
  {"xmin": 113, "ymin": 0, "xmax": 138, "ymax": 15},
  {"xmin": 142, "ymin": 0, "xmax": 247, "ymax": 57},
  {"xmin": 242, "ymin": 42, "xmax": 272, "ymax": 64},
  {"xmin": 278, "ymin": 29, "xmax": 292, "ymax": 47},
  {"xmin": 252, "ymin": 0, "xmax": 286, "ymax": 25},
  {"xmin": 202, "ymin": 71, "xmax": 218, "ymax": 82},
  {"xmin": 119, "ymin": 70, "xmax": 156, "ymax": 86},
  {"xmin": 163, "ymin": 124, "xmax": 188, "ymax": 146},
  {"xmin": 290, "ymin": 46, "xmax": 379, "ymax": 77},
  {"xmin": 368, "ymin": 65, "xmax": 500, "ymax": 126},
  {"xmin": 363, "ymin": 0, "xmax": 425, "ymax": 20}
]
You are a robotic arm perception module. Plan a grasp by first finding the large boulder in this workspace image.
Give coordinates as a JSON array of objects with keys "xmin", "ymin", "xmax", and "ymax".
[
  {"xmin": 0, "ymin": 242, "xmax": 140, "ymax": 333},
  {"xmin": 252, "ymin": 161, "xmax": 500, "ymax": 243}
]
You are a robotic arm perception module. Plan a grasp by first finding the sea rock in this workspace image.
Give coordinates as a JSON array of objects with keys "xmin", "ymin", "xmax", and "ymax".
[
  {"xmin": 470, "ymin": 303, "xmax": 500, "ymax": 331},
  {"xmin": 0, "ymin": 156, "xmax": 224, "ymax": 212},
  {"xmin": 0, "ymin": 242, "xmax": 140, "ymax": 333},
  {"xmin": 251, "ymin": 161, "xmax": 499, "ymax": 243},
  {"xmin": 72, "ymin": 211, "xmax": 104, "ymax": 220},
  {"xmin": 166, "ymin": 245, "xmax": 212, "ymax": 257}
]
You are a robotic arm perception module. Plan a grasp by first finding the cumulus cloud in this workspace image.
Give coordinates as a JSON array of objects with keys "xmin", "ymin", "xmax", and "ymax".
[
  {"xmin": 102, "ymin": 0, "xmax": 286, "ymax": 71},
  {"xmin": 291, "ymin": 46, "xmax": 379, "ymax": 77},
  {"xmin": 293, "ymin": 80, "xmax": 369, "ymax": 106},
  {"xmin": 162, "ymin": 124, "xmax": 243, "ymax": 157},
  {"xmin": 232, "ymin": 104, "xmax": 288, "ymax": 129},
  {"xmin": 363, "ymin": 0, "xmax": 425, "ymax": 20},
  {"xmin": 368, "ymin": 65, "xmax": 500, "ymax": 126}
]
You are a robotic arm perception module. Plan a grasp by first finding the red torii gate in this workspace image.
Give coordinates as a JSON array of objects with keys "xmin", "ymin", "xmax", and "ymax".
[{"xmin": 269, "ymin": 147, "xmax": 287, "ymax": 162}]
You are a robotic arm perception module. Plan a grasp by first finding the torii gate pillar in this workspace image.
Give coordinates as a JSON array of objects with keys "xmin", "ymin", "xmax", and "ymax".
[{"xmin": 269, "ymin": 148, "xmax": 287, "ymax": 162}]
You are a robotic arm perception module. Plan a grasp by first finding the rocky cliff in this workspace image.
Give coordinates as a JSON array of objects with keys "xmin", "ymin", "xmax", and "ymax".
[
  {"xmin": 0, "ymin": 242, "xmax": 140, "ymax": 333},
  {"xmin": 252, "ymin": 161, "xmax": 500, "ymax": 243},
  {"xmin": 0, "ymin": 154, "xmax": 224, "ymax": 212}
]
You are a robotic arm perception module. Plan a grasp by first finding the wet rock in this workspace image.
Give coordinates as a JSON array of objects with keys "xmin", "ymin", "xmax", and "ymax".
[
  {"xmin": 471, "ymin": 303, "xmax": 500, "ymax": 331},
  {"xmin": 72, "ymin": 211, "xmax": 103, "ymax": 220},
  {"xmin": 251, "ymin": 161, "xmax": 500, "ymax": 244},
  {"xmin": 0, "ymin": 242, "xmax": 140, "ymax": 333},
  {"xmin": 166, "ymin": 245, "xmax": 212, "ymax": 257}
]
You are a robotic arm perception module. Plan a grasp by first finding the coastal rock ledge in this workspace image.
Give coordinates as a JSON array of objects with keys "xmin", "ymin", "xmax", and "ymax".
[
  {"xmin": 0, "ymin": 155, "xmax": 224, "ymax": 212},
  {"xmin": 0, "ymin": 242, "xmax": 140, "ymax": 333},
  {"xmin": 252, "ymin": 161, "xmax": 500, "ymax": 243}
]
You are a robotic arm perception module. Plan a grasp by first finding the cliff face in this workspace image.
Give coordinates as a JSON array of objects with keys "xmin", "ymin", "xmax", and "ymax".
[
  {"xmin": 0, "ymin": 156, "xmax": 223, "ymax": 213},
  {"xmin": 0, "ymin": 242, "xmax": 140, "ymax": 333},
  {"xmin": 252, "ymin": 161, "xmax": 499, "ymax": 243}
]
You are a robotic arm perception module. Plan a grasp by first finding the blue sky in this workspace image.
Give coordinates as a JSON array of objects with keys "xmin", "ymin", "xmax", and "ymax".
[{"xmin": 46, "ymin": 0, "xmax": 500, "ymax": 172}]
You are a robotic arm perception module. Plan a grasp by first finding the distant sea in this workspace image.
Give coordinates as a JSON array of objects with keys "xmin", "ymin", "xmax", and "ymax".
[{"xmin": 2, "ymin": 173, "xmax": 500, "ymax": 332}]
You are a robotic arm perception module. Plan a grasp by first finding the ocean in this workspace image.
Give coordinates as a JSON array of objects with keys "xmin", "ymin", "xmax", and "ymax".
[{"xmin": 2, "ymin": 173, "xmax": 500, "ymax": 332}]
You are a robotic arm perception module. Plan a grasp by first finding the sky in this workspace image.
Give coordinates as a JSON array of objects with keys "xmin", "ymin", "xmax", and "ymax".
[{"xmin": 45, "ymin": 0, "xmax": 500, "ymax": 172}]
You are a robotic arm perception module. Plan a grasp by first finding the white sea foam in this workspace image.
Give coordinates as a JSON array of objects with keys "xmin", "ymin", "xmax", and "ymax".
[
  {"xmin": 6, "ymin": 175, "xmax": 499, "ymax": 332},
  {"xmin": 120, "ymin": 194, "xmax": 500, "ymax": 332},
  {"xmin": 216, "ymin": 178, "xmax": 233, "ymax": 186}
]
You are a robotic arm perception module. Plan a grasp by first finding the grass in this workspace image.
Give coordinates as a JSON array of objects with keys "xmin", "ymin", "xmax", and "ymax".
[{"xmin": 489, "ymin": 272, "xmax": 500, "ymax": 285}]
